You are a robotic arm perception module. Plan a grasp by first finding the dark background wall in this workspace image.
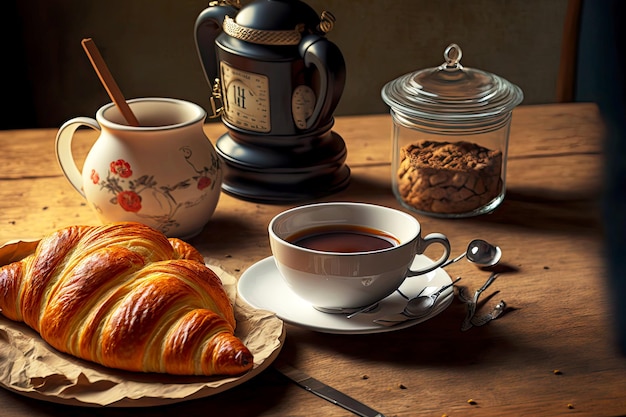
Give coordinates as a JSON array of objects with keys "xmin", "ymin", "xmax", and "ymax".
[{"xmin": 3, "ymin": 0, "xmax": 568, "ymax": 129}]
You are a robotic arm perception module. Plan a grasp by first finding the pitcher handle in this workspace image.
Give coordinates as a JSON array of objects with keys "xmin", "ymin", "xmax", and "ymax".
[
  {"xmin": 55, "ymin": 117, "xmax": 101, "ymax": 197},
  {"xmin": 406, "ymin": 232, "xmax": 451, "ymax": 277}
]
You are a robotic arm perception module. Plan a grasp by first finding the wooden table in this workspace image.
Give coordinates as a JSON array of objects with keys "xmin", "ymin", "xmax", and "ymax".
[{"xmin": 1, "ymin": 103, "xmax": 624, "ymax": 416}]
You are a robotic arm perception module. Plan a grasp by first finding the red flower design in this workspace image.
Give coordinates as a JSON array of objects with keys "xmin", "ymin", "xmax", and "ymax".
[
  {"xmin": 90, "ymin": 169, "xmax": 100, "ymax": 184},
  {"xmin": 197, "ymin": 176, "xmax": 212, "ymax": 190},
  {"xmin": 110, "ymin": 159, "xmax": 133, "ymax": 178},
  {"xmin": 117, "ymin": 190, "xmax": 142, "ymax": 212}
]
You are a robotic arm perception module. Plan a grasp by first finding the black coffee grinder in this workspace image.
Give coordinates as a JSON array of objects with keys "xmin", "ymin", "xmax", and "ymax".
[{"xmin": 195, "ymin": 0, "xmax": 349, "ymax": 203}]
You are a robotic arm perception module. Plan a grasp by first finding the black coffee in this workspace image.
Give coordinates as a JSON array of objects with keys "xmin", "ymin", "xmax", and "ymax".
[{"xmin": 287, "ymin": 225, "xmax": 399, "ymax": 253}]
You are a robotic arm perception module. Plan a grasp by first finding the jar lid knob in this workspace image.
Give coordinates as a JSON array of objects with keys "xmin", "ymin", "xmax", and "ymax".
[{"xmin": 443, "ymin": 43, "xmax": 463, "ymax": 69}]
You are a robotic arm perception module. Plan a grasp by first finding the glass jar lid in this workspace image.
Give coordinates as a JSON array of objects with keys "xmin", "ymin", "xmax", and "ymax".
[{"xmin": 381, "ymin": 44, "xmax": 523, "ymax": 128}]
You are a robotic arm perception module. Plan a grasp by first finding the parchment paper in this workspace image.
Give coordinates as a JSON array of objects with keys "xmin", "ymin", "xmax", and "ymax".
[{"xmin": 0, "ymin": 239, "xmax": 285, "ymax": 407}]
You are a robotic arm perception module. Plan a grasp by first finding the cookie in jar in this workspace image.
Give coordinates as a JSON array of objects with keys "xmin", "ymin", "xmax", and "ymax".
[
  {"xmin": 397, "ymin": 140, "xmax": 503, "ymax": 215},
  {"xmin": 382, "ymin": 44, "xmax": 523, "ymax": 217}
]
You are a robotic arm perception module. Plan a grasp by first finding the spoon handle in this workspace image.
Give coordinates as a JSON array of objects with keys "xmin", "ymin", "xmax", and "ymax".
[
  {"xmin": 441, "ymin": 252, "xmax": 467, "ymax": 268},
  {"xmin": 461, "ymin": 272, "xmax": 499, "ymax": 331},
  {"xmin": 476, "ymin": 272, "xmax": 498, "ymax": 295}
]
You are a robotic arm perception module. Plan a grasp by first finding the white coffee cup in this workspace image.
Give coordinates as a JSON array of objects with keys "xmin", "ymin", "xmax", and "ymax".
[{"xmin": 268, "ymin": 202, "xmax": 451, "ymax": 311}]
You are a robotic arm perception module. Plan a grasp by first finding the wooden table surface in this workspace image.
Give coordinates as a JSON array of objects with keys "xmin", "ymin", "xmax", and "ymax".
[{"xmin": 1, "ymin": 103, "xmax": 625, "ymax": 416}]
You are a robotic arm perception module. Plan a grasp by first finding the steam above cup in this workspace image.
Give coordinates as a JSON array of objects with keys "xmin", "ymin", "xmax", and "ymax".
[{"xmin": 268, "ymin": 202, "xmax": 451, "ymax": 311}]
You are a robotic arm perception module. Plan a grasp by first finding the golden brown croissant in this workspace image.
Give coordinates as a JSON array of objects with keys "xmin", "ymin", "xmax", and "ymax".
[{"xmin": 0, "ymin": 222, "xmax": 253, "ymax": 376}]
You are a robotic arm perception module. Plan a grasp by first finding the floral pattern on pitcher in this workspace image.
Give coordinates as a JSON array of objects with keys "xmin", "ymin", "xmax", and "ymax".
[{"xmin": 89, "ymin": 146, "xmax": 220, "ymax": 234}]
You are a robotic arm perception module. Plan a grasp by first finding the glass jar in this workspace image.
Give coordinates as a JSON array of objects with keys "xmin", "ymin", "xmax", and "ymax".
[{"xmin": 381, "ymin": 44, "xmax": 523, "ymax": 218}]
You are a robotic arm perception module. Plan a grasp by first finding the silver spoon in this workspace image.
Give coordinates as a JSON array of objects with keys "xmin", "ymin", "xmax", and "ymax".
[
  {"xmin": 441, "ymin": 239, "xmax": 502, "ymax": 268},
  {"xmin": 403, "ymin": 277, "xmax": 461, "ymax": 318},
  {"xmin": 372, "ymin": 277, "xmax": 461, "ymax": 326}
]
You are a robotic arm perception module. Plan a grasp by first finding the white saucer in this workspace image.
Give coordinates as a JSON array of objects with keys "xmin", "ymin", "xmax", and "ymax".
[{"xmin": 238, "ymin": 255, "xmax": 454, "ymax": 334}]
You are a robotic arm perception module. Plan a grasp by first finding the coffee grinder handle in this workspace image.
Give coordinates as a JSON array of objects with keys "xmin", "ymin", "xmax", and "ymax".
[
  {"xmin": 299, "ymin": 35, "xmax": 346, "ymax": 130},
  {"xmin": 194, "ymin": 5, "xmax": 238, "ymax": 91}
]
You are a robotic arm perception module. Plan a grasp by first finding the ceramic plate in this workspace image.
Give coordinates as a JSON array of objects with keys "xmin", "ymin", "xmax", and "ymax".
[{"xmin": 238, "ymin": 255, "xmax": 454, "ymax": 334}]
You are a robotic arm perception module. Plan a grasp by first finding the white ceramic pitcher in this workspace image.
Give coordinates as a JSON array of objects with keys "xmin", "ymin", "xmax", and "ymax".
[{"xmin": 56, "ymin": 97, "xmax": 223, "ymax": 239}]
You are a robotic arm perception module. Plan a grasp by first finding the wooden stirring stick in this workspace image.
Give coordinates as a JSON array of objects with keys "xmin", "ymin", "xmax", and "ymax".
[{"xmin": 81, "ymin": 38, "xmax": 140, "ymax": 126}]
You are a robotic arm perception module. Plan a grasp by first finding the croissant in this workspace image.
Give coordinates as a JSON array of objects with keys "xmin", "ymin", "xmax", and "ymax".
[{"xmin": 0, "ymin": 222, "xmax": 253, "ymax": 376}]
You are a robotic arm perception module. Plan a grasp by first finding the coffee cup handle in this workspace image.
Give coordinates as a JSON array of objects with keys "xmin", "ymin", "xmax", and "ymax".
[
  {"xmin": 55, "ymin": 117, "xmax": 101, "ymax": 197},
  {"xmin": 406, "ymin": 232, "xmax": 451, "ymax": 277}
]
